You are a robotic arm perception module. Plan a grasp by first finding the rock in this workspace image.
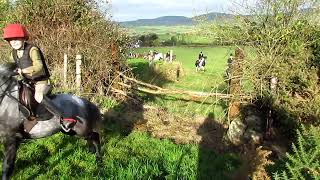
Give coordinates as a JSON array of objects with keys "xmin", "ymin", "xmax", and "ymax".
[
  {"xmin": 227, "ymin": 119, "xmax": 247, "ymax": 145},
  {"xmin": 245, "ymin": 115, "xmax": 263, "ymax": 131},
  {"xmin": 244, "ymin": 129, "xmax": 263, "ymax": 145}
]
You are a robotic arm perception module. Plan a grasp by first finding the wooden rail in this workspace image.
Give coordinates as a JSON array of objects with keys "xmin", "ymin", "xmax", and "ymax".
[{"xmin": 116, "ymin": 71, "xmax": 251, "ymax": 100}]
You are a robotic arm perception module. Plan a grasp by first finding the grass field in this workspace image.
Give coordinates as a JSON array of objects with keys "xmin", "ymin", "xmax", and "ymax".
[
  {"xmin": 130, "ymin": 46, "xmax": 234, "ymax": 91},
  {"xmin": 7, "ymin": 132, "xmax": 240, "ymax": 179},
  {"xmin": 128, "ymin": 46, "xmax": 234, "ymax": 118}
]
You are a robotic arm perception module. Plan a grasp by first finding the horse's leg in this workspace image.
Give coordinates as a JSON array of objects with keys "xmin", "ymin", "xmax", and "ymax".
[
  {"xmin": 2, "ymin": 137, "xmax": 20, "ymax": 180},
  {"xmin": 86, "ymin": 132, "xmax": 101, "ymax": 162}
]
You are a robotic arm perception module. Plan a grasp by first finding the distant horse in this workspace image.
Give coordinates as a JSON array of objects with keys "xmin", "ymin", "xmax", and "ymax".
[
  {"xmin": 0, "ymin": 63, "xmax": 102, "ymax": 180},
  {"xmin": 164, "ymin": 52, "xmax": 176, "ymax": 62},
  {"xmin": 153, "ymin": 52, "xmax": 163, "ymax": 61},
  {"xmin": 195, "ymin": 57, "xmax": 206, "ymax": 71}
]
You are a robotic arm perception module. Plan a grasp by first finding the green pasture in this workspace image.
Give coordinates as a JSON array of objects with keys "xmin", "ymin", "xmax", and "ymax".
[
  {"xmin": 130, "ymin": 46, "xmax": 234, "ymax": 91},
  {"xmin": 179, "ymin": 34, "xmax": 213, "ymax": 45},
  {"xmin": 127, "ymin": 46, "xmax": 234, "ymax": 118}
]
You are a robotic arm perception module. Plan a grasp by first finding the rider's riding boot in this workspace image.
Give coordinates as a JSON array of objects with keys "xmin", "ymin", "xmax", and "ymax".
[{"xmin": 41, "ymin": 96, "xmax": 75, "ymax": 131}]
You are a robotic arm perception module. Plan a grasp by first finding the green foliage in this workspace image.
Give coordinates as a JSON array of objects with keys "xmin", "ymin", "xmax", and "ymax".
[
  {"xmin": 273, "ymin": 126, "xmax": 320, "ymax": 180},
  {"xmin": 0, "ymin": 0, "xmax": 11, "ymax": 29},
  {"xmin": 137, "ymin": 33, "xmax": 160, "ymax": 46},
  {"xmin": 211, "ymin": 0, "xmax": 320, "ymax": 128},
  {"xmin": 0, "ymin": 0, "xmax": 13, "ymax": 61},
  {"xmin": 170, "ymin": 36, "xmax": 178, "ymax": 45},
  {"xmin": 249, "ymin": 3, "xmax": 320, "ymax": 127},
  {"xmin": 0, "ymin": 0, "xmax": 131, "ymax": 98}
]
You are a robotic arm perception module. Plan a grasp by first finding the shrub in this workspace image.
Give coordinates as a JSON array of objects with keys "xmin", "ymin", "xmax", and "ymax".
[
  {"xmin": 273, "ymin": 126, "xmax": 320, "ymax": 179},
  {"xmin": 0, "ymin": 0, "xmax": 132, "ymax": 99},
  {"xmin": 213, "ymin": 0, "xmax": 320, "ymax": 129}
]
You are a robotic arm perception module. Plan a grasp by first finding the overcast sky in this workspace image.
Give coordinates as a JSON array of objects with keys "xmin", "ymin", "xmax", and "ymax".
[{"xmin": 109, "ymin": 0, "xmax": 235, "ymax": 22}]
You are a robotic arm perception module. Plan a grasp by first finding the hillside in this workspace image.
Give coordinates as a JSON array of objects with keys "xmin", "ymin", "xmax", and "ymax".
[{"xmin": 120, "ymin": 12, "xmax": 233, "ymax": 27}]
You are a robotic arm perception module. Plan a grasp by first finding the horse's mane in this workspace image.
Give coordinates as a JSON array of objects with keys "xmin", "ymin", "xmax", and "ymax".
[{"xmin": 0, "ymin": 63, "xmax": 16, "ymax": 76}]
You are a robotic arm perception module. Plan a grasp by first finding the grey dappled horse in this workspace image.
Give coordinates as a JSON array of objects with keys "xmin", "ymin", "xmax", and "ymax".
[{"xmin": 0, "ymin": 63, "xmax": 101, "ymax": 180}]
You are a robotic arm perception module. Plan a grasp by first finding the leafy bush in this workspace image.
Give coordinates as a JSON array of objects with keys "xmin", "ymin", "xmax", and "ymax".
[
  {"xmin": 0, "ymin": 0, "xmax": 132, "ymax": 99},
  {"xmin": 273, "ymin": 126, "xmax": 320, "ymax": 179},
  {"xmin": 138, "ymin": 33, "xmax": 159, "ymax": 47},
  {"xmin": 213, "ymin": 0, "xmax": 320, "ymax": 129}
]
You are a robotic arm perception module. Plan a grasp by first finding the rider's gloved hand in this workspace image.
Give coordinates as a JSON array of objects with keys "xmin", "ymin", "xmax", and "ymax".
[{"xmin": 17, "ymin": 68, "xmax": 22, "ymax": 75}]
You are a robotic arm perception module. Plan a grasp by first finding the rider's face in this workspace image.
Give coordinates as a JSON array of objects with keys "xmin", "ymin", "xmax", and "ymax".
[{"xmin": 9, "ymin": 39, "xmax": 24, "ymax": 50}]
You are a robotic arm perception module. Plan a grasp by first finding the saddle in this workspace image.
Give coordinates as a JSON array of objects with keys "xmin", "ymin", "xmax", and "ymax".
[
  {"xmin": 18, "ymin": 81, "xmax": 53, "ymax": 132},
  {"xmin": 18, "ymin": 81, "xmax": 78, "ymax": 133}
]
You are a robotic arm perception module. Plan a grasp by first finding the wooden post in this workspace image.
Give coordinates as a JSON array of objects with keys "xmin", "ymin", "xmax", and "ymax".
[
  {"xmin": 169, "ymin": 50, "xmax": 173, "ymax": 62},
  {"xmin": 148, "ymin": 50, "xmax": 153, "ymax": 61},
  {"xmin": 75, "ymin": 54, "xmax": 82, "ymax": 90},
  {"xmin": 63, "ymin": 53, "xmax": 68, "ymax": 87},
  {"xmin": 228, "ymin": 48, "xmax": 245, "ymax": 118}
]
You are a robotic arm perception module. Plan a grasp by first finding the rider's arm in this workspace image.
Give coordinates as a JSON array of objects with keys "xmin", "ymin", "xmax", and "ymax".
[{"xmin": 22, "ymin": 47, "xmax": 44, "ymax": 77}]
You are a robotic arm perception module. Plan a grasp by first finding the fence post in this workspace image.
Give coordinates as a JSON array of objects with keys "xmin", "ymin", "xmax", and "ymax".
[
  {"xmin": 169, "ymin": 50, "xmax": 173, "ymax": 62},
  {"xmin": 228, "ymin": 48, "xmax": 245, "ymax": 119},
  {"xmin": 63, "ymin": 53, "xmax": 68, "ymax": 87},
  {"xmin": 75, "ymin": 54, "xmax": 82, "ymax": 90}
]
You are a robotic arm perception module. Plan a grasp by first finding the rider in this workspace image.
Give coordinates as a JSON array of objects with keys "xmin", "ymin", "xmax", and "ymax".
[
  {"xmin": 198, "ymin": 51, "xmax": 204, "ymax": 60},
  {"xmin": 2, "ymin": 23, "xmax": 73, "ymax": 130}
]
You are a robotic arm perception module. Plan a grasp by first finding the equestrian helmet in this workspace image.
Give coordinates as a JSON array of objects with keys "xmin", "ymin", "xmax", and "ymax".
[{"xmin": 3, "ymin": 23, "xmax": 29, "ymax": 40}]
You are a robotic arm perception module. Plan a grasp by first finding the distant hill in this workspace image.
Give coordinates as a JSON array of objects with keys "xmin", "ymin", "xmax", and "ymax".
[{"xmin": 120, "ymin": 12, "xmax": 233, "ymax": 27}]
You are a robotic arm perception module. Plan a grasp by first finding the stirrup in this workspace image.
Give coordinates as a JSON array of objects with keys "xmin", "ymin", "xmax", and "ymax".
[
  {"xmin": 60, "ymin": 123, "xmax": 71, "ymax": 132},
  {"xmin": 60, "ymin": 118, "xmax": 77, "ymax": 132}
]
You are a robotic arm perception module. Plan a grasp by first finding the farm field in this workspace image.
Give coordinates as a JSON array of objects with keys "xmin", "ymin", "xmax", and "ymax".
[
  {"xmin": 129, "ymin": 46, "xmax": 234, "ymax": 91},
  {"xmin": 128, "ymin": 25, "xmax": 213, "ymax": 44},
  {"xmin": 127, "ymin": 46, "xmax": 235, "ymax": 117},
  {"xmin": 129, "ymin": 25, "xmax": 194, "ymax": 35}
]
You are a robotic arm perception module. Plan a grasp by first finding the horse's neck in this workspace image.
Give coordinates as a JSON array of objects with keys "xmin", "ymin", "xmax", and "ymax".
[
  {"xmin": 0, "ymin": 80, "xmax": 21, "ymax": 131},
  {"xmin": 0, "ymin": 79, "xmax": 17, "ymax": 97}
]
